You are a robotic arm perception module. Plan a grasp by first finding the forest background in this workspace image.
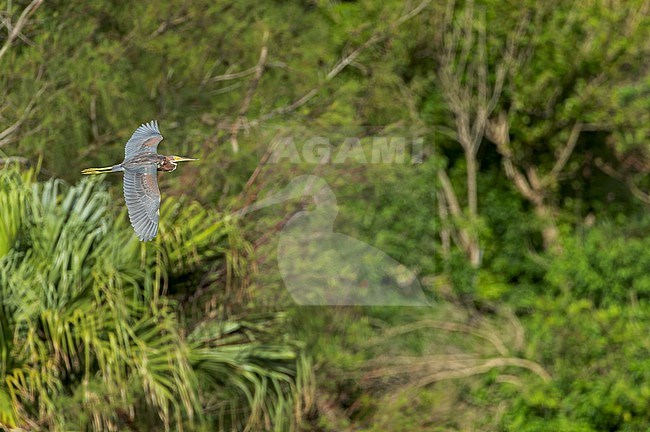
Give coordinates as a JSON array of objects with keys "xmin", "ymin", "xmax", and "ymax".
[{"xmin": 2, "ymin": 0, "xmax": 650, "ymax": 430}]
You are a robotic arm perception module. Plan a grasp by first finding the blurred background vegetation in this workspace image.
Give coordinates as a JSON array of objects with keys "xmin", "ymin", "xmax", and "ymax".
[{"xmin": 1, "ymin": 0, "xmax": 650, "ymax": 430}]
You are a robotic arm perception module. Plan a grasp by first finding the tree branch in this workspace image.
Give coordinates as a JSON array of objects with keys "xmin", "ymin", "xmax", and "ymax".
[
  {"xmin": 436, "ymin": 169, "xmax": 463, "ymax": 217},
  {"xmin": 407, "ymin": 356, "xmax": 551, "ymax": 389},
  {"xmin": 0, "ymin": 0, "xmax": 43, "ymax": 63},
  {"xmin": 549, "ymin": 121, "xmax": 582, "ymax": 178},
  {"xmin": 437, "ymin": 189, "xmax": 451, "ymax": 258},
  {"xmin": 229, "ymin": 31, "xmax": 269, "ymax": 152},
  {"xmin": 246, "ymin": 0, "xmax": 431, "ymax": 128},
  {"xmin": 367, "ymin": 319, "xmax": 509, "ymax": 357},
  {"xmin": 0, "ymin": 86, "xmax": 43, "ymax": 148},
  {"xmin": 595, "ymin": 157, "xmax": 650, "ymax": 204},
  {"xmin": 149, "ymin": 8, "xmax": 192, "ymax": 38},
  {"xmin": 204, "ymin": 64, "xmax": 259, "ymax": 84},
  {"xmin": 436, "ymin": 167, "xmax": 477, "ymax": 256}
]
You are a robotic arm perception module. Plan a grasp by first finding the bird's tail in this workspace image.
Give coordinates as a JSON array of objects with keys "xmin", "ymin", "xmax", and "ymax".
[{"xmin": 81, "ymin": 166, "xmax": 115, "ymax": 175}]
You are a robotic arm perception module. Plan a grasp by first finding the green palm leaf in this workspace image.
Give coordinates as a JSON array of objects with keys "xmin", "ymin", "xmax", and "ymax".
[{"xmin": 0, "ymin": 165, "xmax": 310, "ymax": 431}]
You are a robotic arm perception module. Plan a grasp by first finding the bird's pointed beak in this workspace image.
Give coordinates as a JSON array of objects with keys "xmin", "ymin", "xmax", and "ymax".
[{"xmin": 171, "ymin": 156, "xmax": 198, "ymax": 163}]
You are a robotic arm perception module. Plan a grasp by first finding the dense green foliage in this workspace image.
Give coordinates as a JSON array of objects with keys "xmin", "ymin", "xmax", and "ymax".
[
  {"xmin": 2, "ymin": 0, "xmax": 650, "ymax": 430},
  {"xmin": 0, "ymin": 166, "xmax": 309, "ymax": 431}
]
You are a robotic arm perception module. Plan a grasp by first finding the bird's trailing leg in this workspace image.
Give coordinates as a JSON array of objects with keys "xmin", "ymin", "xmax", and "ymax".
[{"xmin": 81, "ymin": 165, "xmax": 116, "ymax": 175}]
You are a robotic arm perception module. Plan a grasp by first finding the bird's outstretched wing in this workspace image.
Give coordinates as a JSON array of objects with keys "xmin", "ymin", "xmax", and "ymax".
[
  {"xmin": 123, "ymin": 164, "xmax": 160, "ymax": 241},
  {"xmin": 124, "ymin": 120, "xmax": 163, "ymax": 159}
]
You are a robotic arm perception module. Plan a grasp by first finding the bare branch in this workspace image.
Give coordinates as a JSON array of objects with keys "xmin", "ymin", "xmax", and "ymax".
[
  {"xmin": 439, "ymin": 1, "xmax": 528, "ymax": 158},
  {"xmin": 472, "ymin": 7, "xmax": 488, "ymax": 153},
  {"xmin": 0, "ymin": 86, "xmax": 43, "ymax": 148},
  {"xmin": 435, "ymin": 0, "xmax": 525, "ymax": 257},
  {"xmin": 501, "ymin": 307, "xmax": 525, "ymax": 352},
  {"xmin": 0, "ymin": 0, "xmax": 43, "ymax": 63},
  {"xmin": 246, "ymin": 0, "xmax": 432, "ymax": 128},
  {"xmin": 0, "ymin": 117, "xmax": 25, "ymax": 147},
  {"xmin": 407, "ymin": 356, "xmax": 551, "ymax": 389},
  {"xmin": 149, "ymin": 11, "xmax": 192, "ymax": 38},
  {"xmin": 367, "ymin": 319, "xmax": 509, "ymax": 357},
  {"xmin": 229, "ymin": 31, "xmax": 269, "ymax": 152},
  {"xmin": 437, "ymin": 189, "xmax": 451, "ymax": 258},
  {"xmin": 205, "ymin": 65, "xmax": 259, "ymax": 84},
  {"xmin": 436, "ymin": 169, "xmax": 462, "ymax": 217},
  {"xmin": 364, "ymin": 355, "xmax": 550, "ymax": 385},
  {"xmin": 90, "ymin": 95, "xmax": 99, "ymax": 142},
  {"xmin": 487, "ymin": 11, "xmax": 528, "ymax": 116},
  {"xmin": 550, "ymin": 121, "xmax": 582, "ymax": 178},
  {"xmin": 486, "ymin": 113, "xmax": 541, "ymax": 204},
  {"xmin": 0, "ymin": 15, "xmax": 35, "ymax": 46},
  {"xmin": 236, "ymin": 132, "xmax": 279, "ymax": 208},
  {"xmin": 595, "ymin": 157, "xmax": 650, "ymax": 204},
  {"xmin": 437, "ymin": 0, "xmax": 491, "ymax": 156},
  {"xmin": 436, "ymin": 169, "xmax": 476, "ymax": 255},
  {"xmin": 325, "ymin": 33, "xmax": 381, "ymax": 81},
  {"xmin": 456, "ymin": 0, "xmax": 474, "ymax": 82}
]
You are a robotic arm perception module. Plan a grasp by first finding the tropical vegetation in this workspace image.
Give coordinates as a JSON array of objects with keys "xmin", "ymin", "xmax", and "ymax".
[{"xmin": 1, "ymin": 0, "xmax": 650, "ymax": 430}]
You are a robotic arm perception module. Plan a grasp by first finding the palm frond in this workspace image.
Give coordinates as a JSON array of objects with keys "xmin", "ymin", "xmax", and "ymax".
[
  {"xmin": 189, "ymin": 314, "xmax": 313, "ymax": 432},
  {"xmin": 0, "ymin": 165, "xmax": 310, "ymax": 431}
]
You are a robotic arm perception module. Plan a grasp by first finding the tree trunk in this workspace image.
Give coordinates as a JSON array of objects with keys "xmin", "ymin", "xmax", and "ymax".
[
  {"xmin": 465, "ymin": 148, "xmax": 481, "ymax": 267},
  {"xmin": 466, "ymin": 148, "xmax": 478, "ymax": 217},
  {"xmin": 534, "ymin": 203, "xmax": 560, "ymax": 253}
]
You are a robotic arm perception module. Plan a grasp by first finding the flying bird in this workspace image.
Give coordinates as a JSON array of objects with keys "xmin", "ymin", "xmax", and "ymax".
[{"xmin": 81, "ymin": 120, "xmax": 197, "ymax": 241}]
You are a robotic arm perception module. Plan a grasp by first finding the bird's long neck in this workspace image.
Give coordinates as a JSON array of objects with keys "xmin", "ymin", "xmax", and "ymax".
[{"xmin": 157, "ymin": 158, "xmax": 177, "ymax": 172}]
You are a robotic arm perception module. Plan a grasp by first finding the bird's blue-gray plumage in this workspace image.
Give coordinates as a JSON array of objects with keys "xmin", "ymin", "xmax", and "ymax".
[
  {"xmin": 124, "ymin": 120, "xmax": 163, "ymax": 159},
  {"xmin": 123, "ymin": 164, "xmax": 160, "ymax": 241},
  {"xmin": 122, "ymin": 120, "xmax": 164, "ymax": 241},
  {"xmin": 82, "ymin": 120, "xmax": 196, "ymax": 242}
]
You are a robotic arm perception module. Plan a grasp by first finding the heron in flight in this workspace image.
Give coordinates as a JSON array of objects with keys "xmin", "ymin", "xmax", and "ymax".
[{"xmin": 81, "ymin": 120, "xmax": 197, "ymax": 241}]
